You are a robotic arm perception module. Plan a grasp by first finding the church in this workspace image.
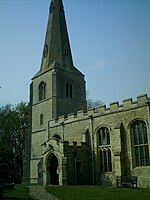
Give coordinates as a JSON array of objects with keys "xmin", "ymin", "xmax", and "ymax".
[{"xmin": 23, "ymin": 0, "xmax": 150, "ymax": 188}]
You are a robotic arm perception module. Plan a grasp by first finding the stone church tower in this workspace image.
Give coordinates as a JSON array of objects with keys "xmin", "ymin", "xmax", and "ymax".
[
  {"xmin": 26, "ymin": 0, "xmax": 87, "ymax": 184},
  {"xmin": 32, "ymin": 0, "xmax": 87, "ymax": 119}
]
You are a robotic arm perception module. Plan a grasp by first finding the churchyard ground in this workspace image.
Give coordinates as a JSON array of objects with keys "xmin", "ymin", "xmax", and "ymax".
[
  {"xmin": 46, "ymin": 185, "xmax": 150, "ymax": 200},
  {"xmin": 3, "ymin": 184, "xmax": 33, "ymax": 200},
  {"xmin": 3, "ymin": 184, "xmax": 150, "ymax": 200}
]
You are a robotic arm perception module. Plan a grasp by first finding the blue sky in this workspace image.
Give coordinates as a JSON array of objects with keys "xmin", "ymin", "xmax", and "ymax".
[{"xmin": 0, "ymin": 0, "xmax": 150, "ymax": 106}]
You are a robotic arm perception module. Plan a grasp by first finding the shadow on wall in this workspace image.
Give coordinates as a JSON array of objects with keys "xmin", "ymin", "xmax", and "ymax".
[
  {"xmin": 85, "ymin": 128, "xmax": 95, "ymax": 185},
  {"xmin": 38, "ymin": 159, "xmax": 43, "ymax": 185},
  {"xmin": 120, "ymin": 123, "xmax": 131, "ymax": 177},
  {"xmin": 64, "ymin": 133, "xmax": 92, "ymax": 185}
]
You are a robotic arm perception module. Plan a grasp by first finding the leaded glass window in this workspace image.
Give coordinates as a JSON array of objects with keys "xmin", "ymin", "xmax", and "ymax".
[
  {"xmin": 99, "ymin": 127, "xmax": 110, "ymax": 145},
  {"xmin": 98, "ymin": 127, "xmax": 112, "ymax": 172},
  {"xmin": 131, "ymin": 120, "xmax": 150, "ymax": 167}
]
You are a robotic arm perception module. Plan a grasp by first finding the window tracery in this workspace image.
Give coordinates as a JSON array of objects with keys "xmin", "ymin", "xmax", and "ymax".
[
  {"xmin": 131, "ymin": 120, "xmax": 150, "ymax": 167},
  {"xmin": 98, "ymin": 127, "xmax": 112, "ymax": 172}
]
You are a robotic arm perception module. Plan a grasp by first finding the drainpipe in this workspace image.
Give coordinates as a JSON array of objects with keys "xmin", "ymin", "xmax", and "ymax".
[
  {"xmin": 90, "ymin": 114, "xmax": 95, "ymax": 185},
  {"xmin": 61, "ymin": 122, "xmax": 65, "ymax": 141}
]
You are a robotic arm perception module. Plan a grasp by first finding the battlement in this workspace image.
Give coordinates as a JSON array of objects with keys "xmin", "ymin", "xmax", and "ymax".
[
  {"xmin": 49, "ymin": 94, "xmax": 150, "ymax": 128},
  {"xmin": 63, "ymin": 141, "xmax": 86, "ymax": 147}
]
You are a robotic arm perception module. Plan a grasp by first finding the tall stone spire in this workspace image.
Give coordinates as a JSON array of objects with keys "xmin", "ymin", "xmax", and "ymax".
[{"xmin": 40, "ymin": 0, "xmax": 73, "ymax": 71}]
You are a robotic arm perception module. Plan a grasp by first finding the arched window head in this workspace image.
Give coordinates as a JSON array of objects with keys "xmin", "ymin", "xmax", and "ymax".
[
  {"xmin": 131, "ymin": 120, "xmax": 150, "ymax": 167},
  {"xmin": 39, "ymin": 82, "xmax": 46, "ymax": 101},
  {"xmin": 98, "ymin": 127, "xmax": 112, "ymax": 172},
  {"xmin": 98, "ymin": 127, "xmax": 110, "ymax": 146},
  {"xmin": 66, "ymin": 81, "xmax": 72, "ymax": 98}
]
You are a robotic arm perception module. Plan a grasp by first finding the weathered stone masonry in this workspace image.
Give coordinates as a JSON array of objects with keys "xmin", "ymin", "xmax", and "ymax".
[
  {"xmin": 23, "ymin": 0, "xmax": 150, "ymax": 188},
  {"xmin": 46, "ymin": 94, "xmax": 150, "ymax": 187}
]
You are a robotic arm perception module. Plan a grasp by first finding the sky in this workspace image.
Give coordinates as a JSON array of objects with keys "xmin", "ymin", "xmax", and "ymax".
[{"xmin": 0, "ymin": 0, "xmax": 150, "ymax": 107}]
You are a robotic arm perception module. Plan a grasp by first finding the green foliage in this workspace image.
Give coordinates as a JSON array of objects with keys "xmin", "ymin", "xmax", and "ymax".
[
  {"xmin": 46, "ymin": 185, "xmax": 150, "ymax": 200},
  {"xmin": 3, "ymin": 184, "xmax": 33, "ymax": 199},
  {"xmin": 0, "ymin": 102, "xmax": 29, "ymax": 183}
]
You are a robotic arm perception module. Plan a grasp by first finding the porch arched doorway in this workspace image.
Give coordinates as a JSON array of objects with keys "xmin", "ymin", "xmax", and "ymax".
[{"xmin": 48, "ymin": 154, "xmax": 59, "ymax": 185}]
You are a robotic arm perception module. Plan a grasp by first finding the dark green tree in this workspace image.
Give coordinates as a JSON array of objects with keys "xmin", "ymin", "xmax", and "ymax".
[{"xmin": 0, "ymin": 102, "xmax": 28, "ymax": 183}]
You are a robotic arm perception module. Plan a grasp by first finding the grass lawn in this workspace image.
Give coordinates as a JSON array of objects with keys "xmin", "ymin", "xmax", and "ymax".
[
  {"xmin": 46, "ymin": 185, "xmax": 150, "ymax": 200},
  {"xmin": 3, "ymin": 184, "xmax": 33, "ymax": 200}
]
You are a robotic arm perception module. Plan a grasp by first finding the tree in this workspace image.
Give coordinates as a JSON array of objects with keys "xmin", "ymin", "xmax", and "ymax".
[
  {"xmin": 87, "ymin": 99, "xmax": 104, "ymax": 109},
  {"xmin": 86, "ymin": 91, "xmax": 104, "ymax": 109},
  {"xmin": 0, "ymin": 102, "xmax": 28, "ymax": 183}
]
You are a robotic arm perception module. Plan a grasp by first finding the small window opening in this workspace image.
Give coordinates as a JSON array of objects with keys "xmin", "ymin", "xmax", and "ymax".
[
  {"xmin": 40, "ymin": 114, "xmax": 44, "ymax": 125},
  {"xmin": 39, "ymin": 82, "xmax": 46, "ymax": 101},
  {"xmin": 66, "ymin": 81, "xmax": 72, "ymax": 98}
]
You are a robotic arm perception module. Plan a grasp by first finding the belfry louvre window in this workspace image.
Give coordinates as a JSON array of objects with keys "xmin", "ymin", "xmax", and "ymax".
[
  {"xmin": 98, "ymin": 127, "xmax": 112, "ymax": 172},
  {"xmin": 131, "ymin": 120, "xmax": 150, "ymax": 167},
  {"xmin": 66, "ymin": 81, "xmax": 72, "ymax": 98},
  {"xmin": 39, "ymin": 82, "xmax": 46, "ymax": 101}
]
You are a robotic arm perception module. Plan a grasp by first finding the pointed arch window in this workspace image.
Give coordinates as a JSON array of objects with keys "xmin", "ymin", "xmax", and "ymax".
[
  {"xmin": 130, "ymin": 120, "xmax": 150, "ymax": 167},
  {"xmin": 66, "ymin": 81, "xmax": 72, "ymax": 98},
  {"xmin": 99, "ymin": 127, "xmax": 110, "ymax": 146},
  {"xmin": 39, "ymin": 82, "xmax": 46, "ymax": 101},
  {"xmin": 98, "ymin": 127, "xmax": 112, "ymax": 172}
]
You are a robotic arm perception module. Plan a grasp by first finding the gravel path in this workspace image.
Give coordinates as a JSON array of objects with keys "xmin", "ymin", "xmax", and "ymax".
[{"xmin": 28, "ymin": 186, "xmax": 62, "ymax": 200}]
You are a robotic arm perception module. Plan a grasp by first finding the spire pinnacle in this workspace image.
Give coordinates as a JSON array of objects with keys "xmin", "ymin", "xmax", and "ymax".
[{"xmin": 40, "ymin": 0, "xmax": 73, "ymax": 71}]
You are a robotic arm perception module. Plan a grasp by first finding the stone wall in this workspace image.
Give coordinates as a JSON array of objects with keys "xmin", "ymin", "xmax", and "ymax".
[
  {"xmin": 48, "ymin": 94, "xmax": 150, "ymax": 187},
  {"xmin": 64, "ymin": 141, "xmax": 91, "ymax": 185}
]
